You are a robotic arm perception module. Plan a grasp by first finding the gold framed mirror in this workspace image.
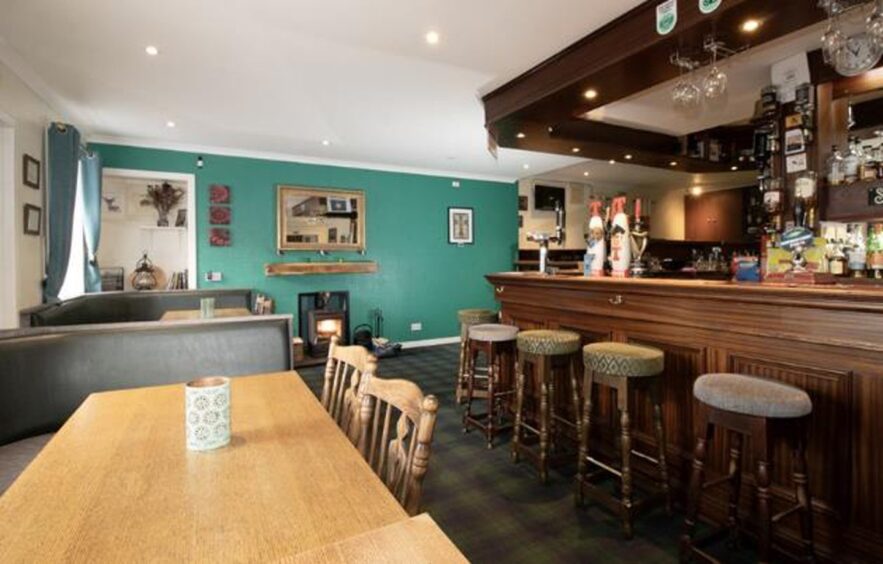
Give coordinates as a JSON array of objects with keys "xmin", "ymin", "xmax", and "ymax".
[{"xmin": 276, "ymin": 185, "xmax": 366, "ymax": 252}]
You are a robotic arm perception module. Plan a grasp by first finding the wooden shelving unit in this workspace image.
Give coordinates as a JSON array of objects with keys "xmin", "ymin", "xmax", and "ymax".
[
  {"xmin": 264, "ymin": 261, "xmax": 378, "ymax": 276},
  {"xmin": 824, "ymin": 179, "xmax": 883, "ymax": 221}
]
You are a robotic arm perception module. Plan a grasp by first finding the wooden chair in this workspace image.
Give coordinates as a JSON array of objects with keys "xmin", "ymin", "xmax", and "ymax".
[
  {"xmin": 321, "ymin": 336, "xmax": 377, "ymax": 444},
  {"xmin": 357, "ymin": 376, "xmax": 439, "ymax": 516}
]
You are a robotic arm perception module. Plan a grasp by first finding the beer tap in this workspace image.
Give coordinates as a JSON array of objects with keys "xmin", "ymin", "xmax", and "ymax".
[{"xmin": 527, "ymin": 201, "xmax": 566, "ymax": 274}]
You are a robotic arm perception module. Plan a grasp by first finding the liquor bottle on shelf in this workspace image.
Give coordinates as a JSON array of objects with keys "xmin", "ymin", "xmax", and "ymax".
[
  {"xmin": 868, "ymin": 223, "xmax": 883, "ymax": 278},
  {"xmin": 843, "ymin": 137, "xmax": 861, "ymax": 184},
  {"xmin": 794, "ymin": 170, "xmax": 818, "ymax": 228},
  {"xmin": 826, "ymin": 145, "xmax": 844, "ymax": 186},
  {"xmin": 829, "ymin": 241, "xmax": 849, "ymax": 277},
  {"xmin": 862, "ymin": 145, "xmax": 878, "ymax": 181}
]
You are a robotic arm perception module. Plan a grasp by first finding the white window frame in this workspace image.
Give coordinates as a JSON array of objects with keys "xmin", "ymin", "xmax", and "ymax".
[{"xmin": 0, "ymin": 111, "xmax": 17, "ymax": 328}]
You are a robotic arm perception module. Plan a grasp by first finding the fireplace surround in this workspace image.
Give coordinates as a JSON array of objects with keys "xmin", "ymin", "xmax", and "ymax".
[{"xmin": 298, "ymin": 291, "xmax": 350, "ymax": 358}]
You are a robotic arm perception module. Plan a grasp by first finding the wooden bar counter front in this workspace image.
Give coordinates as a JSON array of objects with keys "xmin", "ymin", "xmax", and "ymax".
[{"xmin": 486, "ymin": 272, "xmax": 883, "ymax": 562}]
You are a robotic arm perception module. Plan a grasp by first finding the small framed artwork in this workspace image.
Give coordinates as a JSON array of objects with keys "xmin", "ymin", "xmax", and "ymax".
[
  {"xmin": 518, "ymin": 195, "xmax": 528, "ymax": 211},
  {"xmin": 175, "ymin": 209, "xmax": 188, "ymax": 227},
  {"xmin": 448, "ymin": 207, "xmax": 474, "ymax": 245},
  {"xmin": 209, "ymin": 205, "xmax": 231, "ymax": 225},
  {"xmin": 784, "ymin": 128, "xmax": 805, "ymax": 155},
  {"xmin": 23, "ymin": 155, "xmax": 40, "ymax": 189},
  {"xmin": 209, "ymin": 184, "xmax": 231, "ymax": 204},
  {"xmin": 23, "ymin": 204, "xmax": 41, "ymax": 235},
  {"xmin": 209, "ymin": 228, "xmax": 231, "ymax": 247}
]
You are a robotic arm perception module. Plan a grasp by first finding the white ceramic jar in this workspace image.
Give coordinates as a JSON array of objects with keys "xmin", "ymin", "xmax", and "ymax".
[{"xmin": 185, "ymin": 376, "xmax": 231, "ymax": 451}]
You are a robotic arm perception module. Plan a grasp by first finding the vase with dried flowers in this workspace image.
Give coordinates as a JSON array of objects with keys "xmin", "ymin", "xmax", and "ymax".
[{"xmin": 141, "ymin": 182, "xmax": 185, "ymax": 227}]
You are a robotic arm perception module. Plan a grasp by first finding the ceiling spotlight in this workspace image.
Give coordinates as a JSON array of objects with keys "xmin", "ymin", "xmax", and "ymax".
[
  {"xmin": 669, "ymin": 161, "xmax": 678, "ymax": 167},
  {"xmin": 624, "ymin": 154, "xmax": 633, "ymax": 160},
  {"xmin": 731, "ymin": 165, "xmax": 739, "ymax": 171},
  {"xmin": 196, "ymin": 155, "xmax": 204, "ymax": 169},
  {"xmin": 425, "ymin": 31, "xmax": 440, "ymax": 45},
  {"xmin": 608, "ymin": 159, "xmax": 616, "ymax": 165},
  {"xmin": 690, "ymin": 186, "xmax": 704, "ymax": 196},
  {"xmin": 583, "ymin": 171, "xmax": 590, "ymax": 177},
  {"xmin": 516, "ymin": 132, "xmax": 526, "ymax": 139},
  {"xmin": 166, "ymin": 121, "xmax": 176, "ymax": 128},
  {"xmin": 584, "ymin": 89, "xmax": 599, "ymax": 100},
  {"xmin": 547, "ymin": 126, "xmax": 554, "ymax": 133},
  {"xmin": 145, "ymin": 45, "xmax": 159, "ymax": 56},
  {"xmin": 522, "ymin": 164, "xmax": 530, "ymax": 170},
  {"xmin": 572, "ymin": 147, "xmax": 581, "ymax": 153},
  {"xmin": 322, "ymin": 139, "xmax": 331, "ymax": 146},
  {"xmin": 741, "ymin": 19, "xmax": 761, "ymax": 33}
]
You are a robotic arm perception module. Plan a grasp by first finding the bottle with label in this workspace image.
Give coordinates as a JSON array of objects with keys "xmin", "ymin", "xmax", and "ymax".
[
  {"xmin": 826, "ymin": 145, "xmax": 844, "ymax": 186},
  {"xmin": 862, "ymin": 145, "xmax": 879, "ymax": 181},
  {"xmin": 584, "ymin": 200, "xmax": 607, "ymax": 277},
  {"xmin": 829, "ymin": 242, "xmax": 849, "ymax": 277},
  {"xmin": 609, "ymin": 196, "xmax": 631, "ymax": 278},
  {"xmin": 794, "ymin": 171, "xmax": 818, "ymax": 227},
  {"xmin": 843, "ymin": 137, "xmax": 861, "ymax": 184},
  {"xmin": 868, "ymin": 223, "xmax": 883, "ymax": 276}
]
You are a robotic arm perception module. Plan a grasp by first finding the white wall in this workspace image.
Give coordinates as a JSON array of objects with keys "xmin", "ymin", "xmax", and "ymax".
[
  {"xmin": 101, "ymin": 176, "xmax": 189, "ymax": 290},
  {"xmin": 0, "ymin": 58, "xmax": 61, "ymax": 326}
]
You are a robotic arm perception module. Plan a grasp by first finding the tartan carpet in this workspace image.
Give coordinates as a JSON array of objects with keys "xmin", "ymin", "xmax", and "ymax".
[{"xmin": 299, "ymin": 344, "xmax": 756, "ymax": 563}]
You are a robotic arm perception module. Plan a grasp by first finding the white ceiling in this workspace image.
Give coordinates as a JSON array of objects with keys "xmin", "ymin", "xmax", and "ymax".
[{"xmin": 0, "ymin": 0, "xmax": 652, "ymax": 181}]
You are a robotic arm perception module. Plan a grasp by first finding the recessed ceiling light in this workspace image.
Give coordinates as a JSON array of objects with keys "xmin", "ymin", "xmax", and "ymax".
[
  {"xmin": 731, "ymin": 165, "xmax": 739, "ymax": 171},
  {"xmin": 522, "ymin": 164, "xmax": 530, "ymax": 170},
  {"xmin": 741, "ymin": 19, "xmax": 761, "ymax": 33},
  {"xmin": 166, "ymin": 120, "xmax": 176, "ymax": 128},
  {"xmin": 322, "ymin": 139, "xmax": 331, "ymax": 146},
  {"xmin": 145, "ymin": 45, "xmax": 159, "ymax": 56},
  {"xmin": 608, "ymin": 159, "xmax": 616, "ymax": 165},
  {"xmin": 572, "ymin": 147, "xmax": 581, "ymax": 153},
  {"xmin": 690, "ymin": 186, "xmax": 704, "ymax": 196},
  {"xmin": 669, "ymin": 161, "xmax": 678, "ymax": 167},
  {"xmin": 584, "ymin": 89, "xmax": 599, "ymax": 100},
  {"xmin": 547, "ymin": 126, "xmax": 554, "ymax": 133},
  {"xmin": 624, "ymin": 154, "xmax": 633, "ymax": 160},
  {"xmin": 583, "ymin": 171, "xmax": 590, "ymax": 177},
  {"xmin": 425, "ymin": 31, "xmax": 440, "ymax": 45},
  {"xmin": 516, "ymin": 132, "xmax": 526, "ymax": 139}
]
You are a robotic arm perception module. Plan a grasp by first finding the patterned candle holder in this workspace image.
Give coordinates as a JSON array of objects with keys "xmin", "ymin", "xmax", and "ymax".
[
  {"xmin": 200, "ymin": 297, "xmax": 216, "ymax": 319},
  {"xmin": 185, "ymin": 377, "xmax": 231, "ymax": 451}
]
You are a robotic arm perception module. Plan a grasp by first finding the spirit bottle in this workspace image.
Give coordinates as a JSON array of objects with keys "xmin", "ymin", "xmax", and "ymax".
[{"xmin": 826, "ymin": 145, "xmax": 844, "ymax": 186}]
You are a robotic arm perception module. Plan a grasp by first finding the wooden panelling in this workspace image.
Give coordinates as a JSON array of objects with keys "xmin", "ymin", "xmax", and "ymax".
[{"xmin": 488, "ymin": 273, "xmax": 883, "ymax": 562}]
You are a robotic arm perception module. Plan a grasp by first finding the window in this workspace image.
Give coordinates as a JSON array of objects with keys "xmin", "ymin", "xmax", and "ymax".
[{"xmin": 58, "ymin": 162, "xmax": 85, "ymax": 300}]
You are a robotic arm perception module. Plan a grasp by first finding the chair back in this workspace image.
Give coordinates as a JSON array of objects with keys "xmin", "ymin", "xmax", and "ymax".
[
  {"xmin": 357, "ymin": 376, "xmax": 439, "ymax": 515},
  {"xmin": 321, "ymin": 336, "xmax": 377, "ymax": 443}
]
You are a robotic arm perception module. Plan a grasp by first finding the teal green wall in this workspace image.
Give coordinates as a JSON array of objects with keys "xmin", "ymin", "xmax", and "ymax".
[{"xmin": 91, "ymin": 144, "xmax": 517, "ymax": 342}]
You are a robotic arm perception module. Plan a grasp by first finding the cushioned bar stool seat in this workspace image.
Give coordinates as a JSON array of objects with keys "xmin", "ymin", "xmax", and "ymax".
[
  {"xmin": 682, "ymin": 374, "xmax": 815, "ymax": 563},
  {"xmin": 512, "ymin": 329, "xmax": 581, "ymax": 483},
  {"xmin": 463, "ymin": 324, "xmax": 519, "ymax": 448},
  {"xmin": 693, "ymin": 373, "xmax": 812, "ymax": 419},
  {"xmin": 456, "ymin": 309, "xmax": 498, "ymax": 404},
  {"xmin": 576, "ymin": 342, "xmax": 669, "ymax": 539}
]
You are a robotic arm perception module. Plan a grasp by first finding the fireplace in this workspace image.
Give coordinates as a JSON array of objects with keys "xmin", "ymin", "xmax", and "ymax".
[{"xmin": 298, "ymin": 291, "xmax": 349, "ymax": 358}]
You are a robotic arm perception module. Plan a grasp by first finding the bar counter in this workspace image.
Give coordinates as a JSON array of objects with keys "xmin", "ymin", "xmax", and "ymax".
[{"xmin": 486, "ymin": 272, "xmax": 883, "ymax": 562}]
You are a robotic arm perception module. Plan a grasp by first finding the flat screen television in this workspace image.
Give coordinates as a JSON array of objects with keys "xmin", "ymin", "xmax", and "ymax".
[{"xmin": 534, "ymin": 184, "xmax": 565, "ymax": 211}]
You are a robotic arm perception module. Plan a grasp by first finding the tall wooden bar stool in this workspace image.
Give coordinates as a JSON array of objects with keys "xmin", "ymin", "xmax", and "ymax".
[
  {"xmin": 462, "ymin": 323, "xmax": 519, "ymax": 448},
  {"xmin": 511, "ymin": 329, "xmax": 581, "ymax": 484},
  {"xmin": 456, "ymin": 309, "xmax": 498, "ymax": 404},
  {"xmin": 681, "ymin": 373, "xmax": 814, "ymax": 563},
  {"xmin": 576, "ymin": 342, "xmax": 669, "ymax": 539}
]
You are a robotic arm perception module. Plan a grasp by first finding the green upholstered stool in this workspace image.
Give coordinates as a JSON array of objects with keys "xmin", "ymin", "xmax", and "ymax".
[
  {"xmin": 455, "ymin": 309, "xmax": 498, "ymax": 404},
  {"xmin": 511, "ymin": 330, "xmax": 581, "ymax": 484},
  {"xmin": 462, "ymin": 324, "xmax": 519, "ymax": 448},
  {"xmin": 682, "ymin": 374, "xmax": 815, "ymax": 563},
  {"xmin": 576, "ymin": 342, "xmax": 669, "ymax": 539}
]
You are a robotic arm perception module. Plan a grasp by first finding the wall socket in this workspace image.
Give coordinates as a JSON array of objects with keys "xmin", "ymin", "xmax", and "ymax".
[
  {"xmin": 410, "ymin": 322, "xmax": 423, "ymax": 332},
  {"xmin": 204, "ymin": 271, "xmax": 223, "ymax": 282}
]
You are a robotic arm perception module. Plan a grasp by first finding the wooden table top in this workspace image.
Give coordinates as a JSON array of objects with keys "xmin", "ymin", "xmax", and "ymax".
[
  {"xmin": 0, "ymin": 372, "xmax": 409, "ymax": 562},
  {"xmin": 160, "ymin": 307, "xmax": 252, "ymax": 321},
  {"xmin": 282, "ymin": 513, "xmax": 467, "ymax": 563}
]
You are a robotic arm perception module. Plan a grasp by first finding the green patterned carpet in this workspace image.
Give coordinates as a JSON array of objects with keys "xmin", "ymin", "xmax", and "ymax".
[{"xmin": 299, "ymin": 344, "xmax": 758, "ymax": 563}]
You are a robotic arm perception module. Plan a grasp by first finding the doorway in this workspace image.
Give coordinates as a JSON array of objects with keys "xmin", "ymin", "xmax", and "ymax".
[{"xmin": 100, "ymin": 168, "xmax": 196, "ymax": 291}]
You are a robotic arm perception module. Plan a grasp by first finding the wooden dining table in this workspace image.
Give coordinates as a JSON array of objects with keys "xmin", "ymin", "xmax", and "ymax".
[
  {"xmin": 0, "ymin": 372, "xmax": 463, "ymax": 562},
  {"xmin": 160, "ymin": 307, "xmax": 252, "ymax": 321}
]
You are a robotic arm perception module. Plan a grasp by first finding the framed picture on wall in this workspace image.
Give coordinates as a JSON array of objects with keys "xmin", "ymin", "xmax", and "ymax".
[
  {"xmin": 23, "ymin": 155, "xmax": 40, "ymax": 189},
  {"xmin": 209, "ymin": 184, "xmax": 231, "ymax": 204},
  {"xmin": 448, "ymin": 207, "xmax": 474, "ymax": 245},
  {"xmin": 23, "ymin": 204, "xmax": 41, "ymax": 235},
  {"xmin": 209, "ymin": 206, "xmax": 231, "ymax": 225}
]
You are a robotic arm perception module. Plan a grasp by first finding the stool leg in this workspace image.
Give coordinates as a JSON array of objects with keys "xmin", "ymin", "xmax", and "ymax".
[
  {"xmin": 575, "ymin": 368, "xmax": 594, "ymax": 507},
  {"xmin": 485, "ymin": 344, "xmax": 496, "ymax": 449},
  {"xmin": 793, "ymin": 431, "xmax": 815, "ymax": 561},
  {"xmin": 620, "ymin": 406, "xmax": 634, "ymax": 539},
  {"xmin": 511, "ymin": 354, "xmax": 526, "ymax": 464},
  {"xmin": 650, "ymin": 378, "xmax": 671, "ymax": 515},
  {"xmin": 680, "ymin": 407, "xmax": 711, "ymax": 561},
  {"xmin": 752, "ymin": 422, "xmax": 772, "ymax": 564},
  {"xmin": 538, "ymin": 357, "xmax": 551, "ymax": 484},
  {"xmin": 462, "ymin": 345, "xmax": 478, "ymax": 433},
  {"xmin": 726, "ymin": 431, "xmax": 743, "ymax": 548}
]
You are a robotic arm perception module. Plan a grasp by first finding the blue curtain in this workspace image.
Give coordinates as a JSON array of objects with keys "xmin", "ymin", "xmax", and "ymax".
[
  {"xmin": 44, "ymin": 124, "xmax": 81, "ymax": 302},
  {"xmin": 81, "ymin": 151, "xmax": 102, "ymax": 293}
]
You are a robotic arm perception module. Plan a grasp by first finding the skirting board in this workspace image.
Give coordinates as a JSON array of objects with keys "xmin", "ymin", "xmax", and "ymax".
[{"xmin": 400, "ymin": 336, "xmax": 459, "ymax": 349}]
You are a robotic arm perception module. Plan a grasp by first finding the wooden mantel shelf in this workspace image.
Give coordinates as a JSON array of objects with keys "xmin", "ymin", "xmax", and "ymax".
[{"xmin": 265, "ymin": 261, "xmax": 378, "ymax": 276}]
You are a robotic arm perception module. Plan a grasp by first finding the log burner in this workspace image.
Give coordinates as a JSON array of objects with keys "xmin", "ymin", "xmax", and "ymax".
[{"xmin": 298, "ymin": 291, "xmax": 349, "ymax": 358}]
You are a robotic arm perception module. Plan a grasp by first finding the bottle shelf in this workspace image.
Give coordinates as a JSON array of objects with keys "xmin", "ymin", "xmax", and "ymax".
[{"xmin": 824, "ymin": 179, "xmax": 883, "ymax": 222}]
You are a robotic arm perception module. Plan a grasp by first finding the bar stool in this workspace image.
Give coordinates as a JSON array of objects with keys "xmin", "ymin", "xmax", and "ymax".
[
  {"xmin": 575, "ymin": 342, "xmax": 670, "ymax": 539},
  {"xmin": 511, "ymin": 329, "xmax": 581, "ymax": 483},
  {"xmin": 462, "ymin": 323, "xmax": 519, "ymax": 448},
  {"xmin": 681, "ymin": 373, "xmax": 814, "ymax": 563},
  {"xmin": 456, "ymin": 309, "xmax": 498, "ymax": 404}
]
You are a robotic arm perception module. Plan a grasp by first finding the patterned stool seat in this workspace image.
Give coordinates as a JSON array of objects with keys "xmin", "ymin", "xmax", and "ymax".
[
  {"xmin": 583, "ymin": 342, "xmax": 664, "ymax": 378},
  {"xmin": 516, "ymin": 330, "xmax": 581, "ymax": 356},
  {"xmin": 693, "ymin": 373, "xmax": 812, "ymax": 419},
  {"xmin": 457, "ymin": 309, "xmax": 498, "ymax": 325},
  {"xmin": 469, "ymin": 324, "xmax": 519, "ymax": 343}
]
